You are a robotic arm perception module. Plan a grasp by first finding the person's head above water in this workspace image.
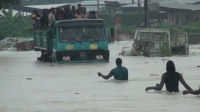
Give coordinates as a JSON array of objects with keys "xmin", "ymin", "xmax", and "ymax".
[
  {"xmin": 116, "ymin": 58, "xmax": 122, "ymax": 66},
  {"xmin": 166, "ymin": 60, "xmax": 176, "ymax": 73}
]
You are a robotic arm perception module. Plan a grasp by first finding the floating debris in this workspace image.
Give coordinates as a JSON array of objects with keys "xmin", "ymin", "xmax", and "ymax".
[
  {"xmin": 162, "ymin": 59, "xmax": 170, "ymax": 61},
  {"xmin": 27, "ymin": 78, "xmax": 32, "ymax": 80},
  {"xmin": 150, "ymin": 74, "xmax": 159, "ymax": 76}
]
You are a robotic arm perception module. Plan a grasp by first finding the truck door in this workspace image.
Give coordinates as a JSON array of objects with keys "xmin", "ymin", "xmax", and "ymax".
[{"xmin": 170, "ymin": 32, "xmax": 189, "ymax": 55}]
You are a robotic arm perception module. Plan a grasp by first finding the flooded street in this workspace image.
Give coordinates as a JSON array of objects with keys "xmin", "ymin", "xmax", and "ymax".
[{"xmin": 0, "ymin": 41, "xmax": 199, "ymax": 112}]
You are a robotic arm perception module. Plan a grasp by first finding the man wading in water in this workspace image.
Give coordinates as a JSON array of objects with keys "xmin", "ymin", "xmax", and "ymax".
[
  {"xmin": 145, "ymin": 61, "xmax": 193, "ymax": 92},
  {"xmin": 98, "ymin": 58, "xmax": 128, "ymax": 80}
]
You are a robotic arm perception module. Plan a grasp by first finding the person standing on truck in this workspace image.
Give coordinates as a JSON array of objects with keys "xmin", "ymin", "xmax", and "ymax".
[
  {"xmin": 55, "ymin": 7, "xmax": 63, "ymax": 20},
  {"xmin": 88, "ymin": 11, "xmax": 96, "ymax": 19},
  {"xmin": 183, "ymin": 86, "xmax": 200, "ymax": 95},
  {"xmin": 81, "ymin": 7, "xmax": 87, "ymax": 18},
  {"xmin": 32, "ymin": 10, "xmax": 41, "ymax": 29},
  {"xmin": 63, "ymin": 6, "xmax": 72, "ymax": 20},
  {"xmin": 75, "ymin": 10, "xmax": 82, "ymax": 19},
  {"xmin": 77, "ymin": 3, "xmax": 82, "ymax": 11},
  {"xmin": 40, "ymin": 9, "xmax": 48, "ymax": 29},
  {"xmin": 145, "ymin": 60, "xmax": 193, "ymax": 93},
  {"xmin": 48, "ymin": 8, "xmax": 55, "ymax": 26},
  {"xmin": 98, "ymin": 58, "xmax": 128, "ymax": 80},
  {"xmin": 71, "ymin": 6, "xmax": 76, "ymax": 19}
]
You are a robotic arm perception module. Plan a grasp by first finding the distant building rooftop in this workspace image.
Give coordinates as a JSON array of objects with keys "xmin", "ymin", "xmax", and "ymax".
[{"xmin": 159, "ymin": 2, "xmax": 200, "ymax": 11}]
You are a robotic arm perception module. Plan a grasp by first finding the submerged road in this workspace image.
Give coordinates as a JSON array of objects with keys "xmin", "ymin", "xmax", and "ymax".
[{"xmin": 0, "ymin": 41, "xmax": 199, "ymax": 112}]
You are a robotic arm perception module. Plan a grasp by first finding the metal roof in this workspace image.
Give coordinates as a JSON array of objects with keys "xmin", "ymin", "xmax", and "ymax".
[{"xmin": 159, "ymin": 3, "xmax": 200, "ymax": 11}]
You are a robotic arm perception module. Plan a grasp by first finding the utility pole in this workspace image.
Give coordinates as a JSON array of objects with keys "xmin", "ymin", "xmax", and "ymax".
[
  {"xmin": 144, "ymin": 0, "xmax": 148, "ymax": 28},
  {"xmin": 97, "ymin": 0, "xmax": 99, "ymax": 11},
  {"xmin": 132, "ymin": 0, "xmax": 134, "ymax": 3}
]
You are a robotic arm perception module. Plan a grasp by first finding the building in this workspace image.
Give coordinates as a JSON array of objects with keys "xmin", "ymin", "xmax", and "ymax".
[{"xmin": 159, "ymin": 3, "xmax": 200, "ymax": 25}]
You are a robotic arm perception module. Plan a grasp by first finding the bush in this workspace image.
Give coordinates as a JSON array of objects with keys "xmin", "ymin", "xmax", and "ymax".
[
  {"xmin": 158, "ymin": 22, "xmax": 200, "ymax": 34},
  {"xmin": 160, "ymin": 41, "xmax": 171, "ymax": 57},
  {"xmin": 0, "ymin": 16, "xmax": 33, "ymax": 40}
]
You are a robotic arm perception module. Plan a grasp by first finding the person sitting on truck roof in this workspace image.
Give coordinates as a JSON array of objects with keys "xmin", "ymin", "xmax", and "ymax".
[
  {"xmin": 183, "ymin": 86, "xmax": 200, "ymax": 95},
  {"xmin": 98, "ymin": 58, "xmax": 128, "ymax": 80},
  {"xmin": 145, "ymin": 60, "xmax": 193, "ymax": 93}
]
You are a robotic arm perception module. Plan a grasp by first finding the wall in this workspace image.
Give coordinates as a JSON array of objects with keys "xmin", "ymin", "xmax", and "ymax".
[{"xmin": 188, "ymin": 33, "xmax": 200, "ymax": 45}]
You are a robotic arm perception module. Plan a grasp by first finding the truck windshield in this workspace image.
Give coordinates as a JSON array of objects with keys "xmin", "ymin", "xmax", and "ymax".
[
  {"xmin": 138, "ymin": 32, "xmax": 168, "ymax": 41},
  {"xmin": 59, "ymin": 25, "xmax": 105, "ymax": 42}
]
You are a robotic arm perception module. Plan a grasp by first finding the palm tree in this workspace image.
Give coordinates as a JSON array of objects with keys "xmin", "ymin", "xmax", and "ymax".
[
  {"xmin": 0, "ymin": 6, "xmax": 32, "ymax": 39},
  {"xmin": 0, "ymin": 7, "xmax": 22, "ymax": 18}
]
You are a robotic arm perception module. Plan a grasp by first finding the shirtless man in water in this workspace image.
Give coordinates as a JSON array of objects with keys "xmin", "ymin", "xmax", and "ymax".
[{"xmin": 145, "ymin": 61, "xmax": 193, "ymax": 92}]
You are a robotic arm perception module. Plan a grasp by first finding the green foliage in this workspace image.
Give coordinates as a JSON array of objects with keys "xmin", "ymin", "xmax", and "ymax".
[
  {"xmin": 121, "ymin": 26, "xmax": 136, "ymax": 34},
  {"xmin": 158, "ymin": 22, "xmax": 200, "ymax": 34},
  {"xmin": 0, "ymin": 0, "xmax": 21, "ymax": 9},
  {"xmin": 98, "ymin": 12, "xmax": 143, "ymax": 34},
  {"xmin": 105, "ymin": 25, "xmax": 136, "ymax": 35},
  {"xmin": 0, "ymin": 8, "xmax": 32, "ymax": 40},
  {"xmin": 160, "ymin": 41, "xmax": 171, "ymax": 57},
  {"xmin": 98, "ymin": 12, "xmax": 144, "ymax": 27}
]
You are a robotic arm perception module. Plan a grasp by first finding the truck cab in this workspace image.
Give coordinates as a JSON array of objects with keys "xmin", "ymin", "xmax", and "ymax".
[
  {"xmin": 34, "ymin": 19, "xmax": 112, "ymax": 63},
  {"xmin": 133, "ymin": 28, "xmax": 189, "ymax": 57}
]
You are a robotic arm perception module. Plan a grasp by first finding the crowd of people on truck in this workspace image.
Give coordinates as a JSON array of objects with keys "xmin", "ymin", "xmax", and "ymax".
[{"xmin": 31, "ymin": 3, "xmax": 97, "ymax": 29}]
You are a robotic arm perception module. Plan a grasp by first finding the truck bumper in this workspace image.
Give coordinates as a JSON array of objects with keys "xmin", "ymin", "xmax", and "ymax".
[{"xmin": 54, "ymin": 50, "xmax": 110, "ymax": 63}]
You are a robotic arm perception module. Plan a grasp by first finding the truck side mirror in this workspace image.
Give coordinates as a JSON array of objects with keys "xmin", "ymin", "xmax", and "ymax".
[{"xmin": 110, "ymin": 27, "xmax": 114, "ymax": 37}]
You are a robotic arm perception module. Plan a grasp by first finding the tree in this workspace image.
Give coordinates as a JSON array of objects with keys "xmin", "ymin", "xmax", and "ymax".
[
  {"xmin": 0, "ymin": 6, "xmax": 32, "ymax": 40},
  {"xmin": 0, "ymin": 0, "xmax": 21, "ymax": 9}
]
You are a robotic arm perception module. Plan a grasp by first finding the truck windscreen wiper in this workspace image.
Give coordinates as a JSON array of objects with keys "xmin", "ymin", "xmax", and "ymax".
[
  {"xmin": 80, "ymin": 35, "xmax": 99, "ymax": 43},
  {"xmin": 64, "ymin": 37, "xmax": 82, "ymax": 43}
]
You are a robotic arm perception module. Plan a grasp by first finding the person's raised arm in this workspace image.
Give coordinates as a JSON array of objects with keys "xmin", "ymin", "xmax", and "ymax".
[
  {"xmin": 179, "ymin": 74, "xmax": 193, "ymax": 91},
  {"xmin": 145, "ymin": 73, "xmax": 165, "ymax": 91}
]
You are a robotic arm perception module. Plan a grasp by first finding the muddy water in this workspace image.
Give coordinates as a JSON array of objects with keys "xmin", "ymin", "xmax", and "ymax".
[{"xmin": 0, "ymin": 41, "xmax": 199, "ymax": 112}]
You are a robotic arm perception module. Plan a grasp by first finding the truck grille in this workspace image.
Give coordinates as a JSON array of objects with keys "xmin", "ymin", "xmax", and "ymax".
[{"xmin": 56, "ymin": 50, "xmax": 109, "ymax": 61}]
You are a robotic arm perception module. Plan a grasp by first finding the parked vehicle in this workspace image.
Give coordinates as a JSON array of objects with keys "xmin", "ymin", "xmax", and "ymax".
[{"xmin": 133, "ymin": 28, "xmax": 188, "ymax": 57}]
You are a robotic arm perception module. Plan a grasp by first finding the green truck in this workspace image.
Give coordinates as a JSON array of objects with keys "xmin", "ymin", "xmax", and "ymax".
[{"xmin": 34, "ymin": 19, "xmax": 113, "ymax": 63}]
